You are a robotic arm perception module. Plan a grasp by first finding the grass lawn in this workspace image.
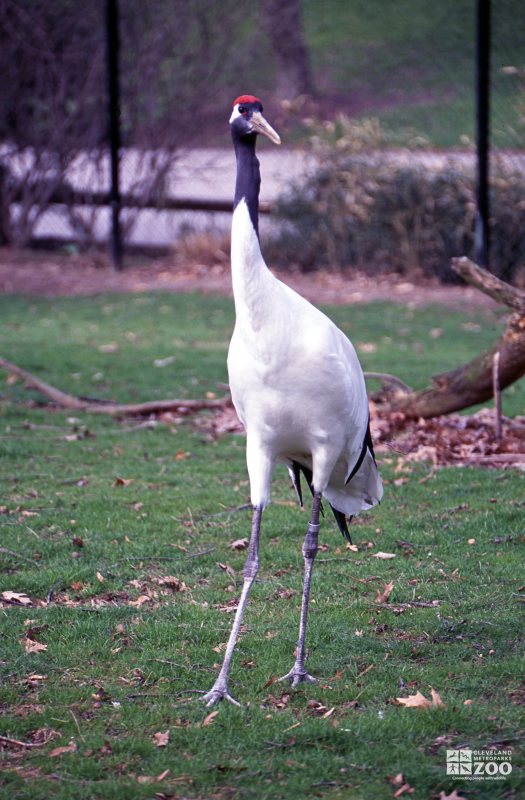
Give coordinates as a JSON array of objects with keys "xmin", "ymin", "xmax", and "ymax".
[
  {"xmin": 1, "ymin": 292, "xmax": 524, "ymax": 799},
  {"xmin": 302, "ymin": 0, "xmax": 524, "ymax": 148}
]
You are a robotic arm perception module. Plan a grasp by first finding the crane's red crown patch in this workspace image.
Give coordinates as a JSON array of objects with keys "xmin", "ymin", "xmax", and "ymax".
[{"xmin": 233, "ymin": 95, "xmax": 261, "ymax": 107}]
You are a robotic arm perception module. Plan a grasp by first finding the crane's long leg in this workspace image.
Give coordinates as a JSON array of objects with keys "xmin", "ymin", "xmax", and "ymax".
[
  {"xmin": 202, "ymin": 505, "xmax": 262, "ymax": 707},
  {"xmin": 279, "ymin": 491, "xmax": 322, "ymax": 687}
]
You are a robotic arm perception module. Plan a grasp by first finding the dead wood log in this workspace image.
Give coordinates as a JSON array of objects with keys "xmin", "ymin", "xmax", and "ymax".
[
  {"xmin": 375, "ymin": 258, "xmax": 525, "ymax": 419},
  {"xmin": 0, "ymin": 356, "xmax": 230, "ymax": 417}
]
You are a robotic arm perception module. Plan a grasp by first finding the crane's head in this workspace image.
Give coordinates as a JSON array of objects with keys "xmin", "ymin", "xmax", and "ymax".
[{"xmin": 230, "ymin": 95, "xmax": 281, "ymax": 145}]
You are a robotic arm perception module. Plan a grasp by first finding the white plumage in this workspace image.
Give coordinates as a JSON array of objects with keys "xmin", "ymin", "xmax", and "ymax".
[
  {"xmin": 203, "ymin": 96, "xmax": 382, "ymax": 707},
  {"xmin": 229, "ymin": 200, "xmax": 381, "ymax": 515}
]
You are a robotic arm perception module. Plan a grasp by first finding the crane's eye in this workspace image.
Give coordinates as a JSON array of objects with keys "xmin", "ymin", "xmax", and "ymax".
[{"xmin": 238, "ymin": 105, "xmax": 247, "ymax": 115}]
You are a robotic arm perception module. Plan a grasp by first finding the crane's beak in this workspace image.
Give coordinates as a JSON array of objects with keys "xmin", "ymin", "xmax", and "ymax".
[{"xmin": 250, "ymin": 111, "xmax": 281, "ymax": 145}]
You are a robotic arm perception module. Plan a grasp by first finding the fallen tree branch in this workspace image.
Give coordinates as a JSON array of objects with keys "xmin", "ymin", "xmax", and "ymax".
[
  {"xmin": 364, "ymin": 372, "xmax": 412, "ymax": 393},
  {"xmin": 451, "ymin": 257, "xmax": 525, "ymax": 312},
  {"xmin": 0, "ymin": 356, "xmax": 230, "ymax": 417},
  {"xmin": 0, "ymin": 733, "xmax": 51, "ymax": 749},
  {"xmin": 373, "ymin": 259, "xmax": 525, "ymax": 418}
]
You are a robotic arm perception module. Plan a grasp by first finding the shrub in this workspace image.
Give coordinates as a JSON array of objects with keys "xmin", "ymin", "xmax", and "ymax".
[{"xmin": 270, "ymin": 117, "xmax": 525, "ymax": 283}]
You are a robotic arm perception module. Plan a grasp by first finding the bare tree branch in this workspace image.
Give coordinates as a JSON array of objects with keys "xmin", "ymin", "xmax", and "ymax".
[
  {"xmin": 451, "ymin": 257, "xmax": 525, "ymax": 312},
  {"xmin": 0, "ymin": 356, "xmax": 229, "ymax": 417},
  {"xmin": 374, "ymin": 259, "xmax": 525, "ymax": 418}
]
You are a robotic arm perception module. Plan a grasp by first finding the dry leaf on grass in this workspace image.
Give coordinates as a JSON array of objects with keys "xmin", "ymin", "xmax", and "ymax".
[
  {"xmin": 49, "ymin": 739, "xmax": 77, "ymax": 757},
  {"xmin": 137, "ymin": 769, "xmax": 170, "ymax": 784},
  {"xmin": 396, "ymin": 689, "xmax": 445, "ymax": 709},
  {"xmin": 371, "ymin": 404, "xmax": 525, "ymax": 470},
  {"xmin": 230, "ymin": 537, "xmax": 249, "ymax": 550},
  {"xmin": 23, "ymin": 673, "xmax": 47, "ymax": 686},
  {"xmin": 156, "ymin": 576, "xmax": 187, "ymax": 590},
  {"xmin": 439, "ymin": 792, "xmax": 469, "ymax": 800},
  {"xmin": 153, "ymin": 730, "xmax": 170, "ymax": 748},
  {"xmin": 113, "ymin": 476, "xmax": 133, "ymax": 487},
  {"xmin": 372, "ymin": 552, "xmax": 396, "ymax": 560},
  {"xmin": 389, "ymin": 771, "xmax": 415, "ymax": 796},
  {"xmin": 129, "ymin": 595, "xmax": 151, "ymax": 608},
  {"xmin": 2, "ymin": 591, "xmax": 32, "ymax": 606},
  {"xmin": 22, "ymin": 637, "xmax": 47, "ymax": 654},
  {"xmin": 396, "ymin": 690, "xmax": 432, "ymax": 709},
  {"xmin": 202, "ymin": 710, "xmax": 219, "ymax": 727},
  {"xmin": 430, "ymin": 688, "xmax": 445, "ymax": 707},
  {"xmin": 376, "ymin": 581, "xmax": 395, "ymax": 603}
]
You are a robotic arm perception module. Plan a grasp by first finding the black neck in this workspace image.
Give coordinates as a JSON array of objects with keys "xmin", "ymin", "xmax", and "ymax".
[{"xmin": 233, "ymin": 132, "xmax": 260, "ymax": 237}]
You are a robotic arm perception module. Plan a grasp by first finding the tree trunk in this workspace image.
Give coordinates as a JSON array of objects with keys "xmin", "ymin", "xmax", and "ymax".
[
  {"xmin": 375, "ymin": 258, "xmax": 525, "ymax": 419},
  {"xmin": 260, "ymin": 0, "xmax": 315, "ymax": 99}
]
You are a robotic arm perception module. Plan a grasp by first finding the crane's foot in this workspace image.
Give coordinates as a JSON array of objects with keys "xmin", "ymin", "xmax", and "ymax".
[
  {"xmin": 202, "ymin": 680, "xmax": 241, "ymax": 708},
  {"xmin": 277, "ymin": 667, "xmax": 317, "ymax": 688}
]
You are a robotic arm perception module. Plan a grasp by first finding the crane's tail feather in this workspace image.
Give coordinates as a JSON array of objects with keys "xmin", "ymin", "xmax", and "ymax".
[
  {"xmin": 289, "ymin": 460, "xmax": 352, "ymax": 541},
  {"xmin": 290, "ymin": 462, "xmax": 324, "ymax": 515},
  {"xmin": 289, "ymin": 461, "xmax": 304, "ymax": 509},
  {"xmin": 330, "ymin": 506, "xmax": 353, "ymax": 543}
]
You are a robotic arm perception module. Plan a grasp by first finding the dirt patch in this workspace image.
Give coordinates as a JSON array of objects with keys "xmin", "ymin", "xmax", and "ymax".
[{"xmin": 0, "ymin": 248, "xmax": 498, "ymax": 310}]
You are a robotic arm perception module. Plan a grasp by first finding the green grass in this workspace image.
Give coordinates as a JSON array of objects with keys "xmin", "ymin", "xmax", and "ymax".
[
  {"xmin": 1, "ymin": 292, "xmax": 524, "ymax": 799},
  {"xmin": 301, "ymin": 0, "xmax": 525, "ymax": 148}
]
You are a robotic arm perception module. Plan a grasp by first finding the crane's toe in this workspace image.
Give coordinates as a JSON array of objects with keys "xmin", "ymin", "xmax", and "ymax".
[
  {"xmin": 278, "ymin": 668, "xmax": 317, "ymax": 687},
  {"xmin": 202, "ymin": 682, "xmax": 241, "ymax": 708}
]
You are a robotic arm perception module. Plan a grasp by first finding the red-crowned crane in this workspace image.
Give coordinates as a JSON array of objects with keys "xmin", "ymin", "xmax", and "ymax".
[{"xmin": 202, "ymin": 96, "xmax": 383, "ymax": 707}]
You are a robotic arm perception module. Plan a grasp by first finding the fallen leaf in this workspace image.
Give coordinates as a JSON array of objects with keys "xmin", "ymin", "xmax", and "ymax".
[
  {"xmin": 153, "ymin": 730, "xmax": 170, "ymax": 747},
  {"xmin": 203, "ymin": 710, "xmax": 219, "ymax": 727},
  {"xmin": 31, "ymin": 727, "xmax": 60, "ymax": 746},
  {"xmin": 23, "ymin": 673, "xmax": 47, "ymax": 686},
  {"xmin": 230, "ymin": 537, "xmax": 249, "ymax": 550},
  {"xmin": 96, "ymin": 571, "xmax": 105, "ymax": 583},
  {"xmin": 22, "ymin": 638, "xmax": 48, "ymax": 654},
  {"xmin": 396, "ymin": 691, "xmax": 432, "ymax": 709},
  {"xmin": 2, "ymin": 591, "xmax": 32, "ymax": 606},
  {"xmin": 394, "ymin": 781, "xmax": 414, "ymax": 796},
  {"xmin": 358, "ymin": 341, "xmax": 378, "ymax": 353},
  {"xmin": 129, "ymin": 595, "xmax": 151, "ymax": 608},
  {"xmin": 389, "ymin": 770, "xmax": 415, "ymax": 797},
  {"xmin": 156, "ymin": 576, "xmax": 187, "ymax": 592},
  {"xmin": 218, "ymin": 562, "xmax": 236, "ymax": 578},
  {"xmin": 13, "ymin": 703, "xmax": 45, "ymax": 717},
  {"xmin": 439, "ymin": 792, "xmax": 468, "ymax": 800},
  {"xmin": 396, "ymin": 689, "xmax": 445, "ymax": 709},
  {"xmin": 372, "ymin": 552, "xmax": 396, "ymax": 560},
  {"xmin": 154, "ymin": 356, "xmax": 177, "ymax": 368},
  {"xmin": 49, "ymin": 739, "xmax": 77, "ymax": 757},
  {"xmin": 393, "ymin": 477, "xmax": 409, "ymax": 486},
  {"xmin": 376, "ymin": 581, "xmax": 395, "ymax": 603},
  {"xmin": 113, "ymin": 476, "xmax": 133, "ymax": 487},
  {"xmin": 430, "ymin": 687, "xmax": 445, "ymax": 707}
]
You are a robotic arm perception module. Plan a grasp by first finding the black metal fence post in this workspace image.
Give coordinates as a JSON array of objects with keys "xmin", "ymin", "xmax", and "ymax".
[
  {"xmin": 106, "ymin": 0, "xmax": 123, "ymax": 270},
  {"xmin": 475, "ymin": 0, "xmax": 491, "ymax": 269}
]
